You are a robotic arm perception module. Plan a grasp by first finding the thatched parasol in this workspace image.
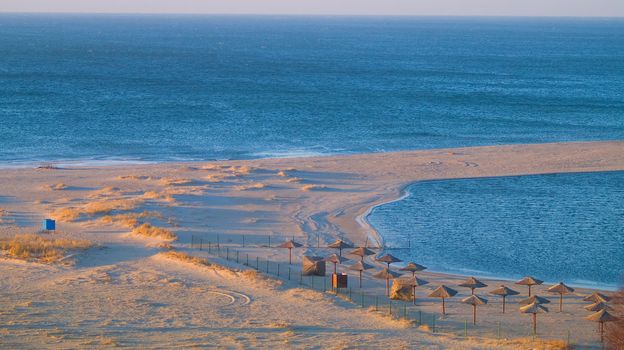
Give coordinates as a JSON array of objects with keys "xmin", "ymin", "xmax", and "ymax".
[
  {"xmin": 372, "ymin": 268, "xmax": 402, "ymax": 296},
  {"xmin": 515, "ymin": 276, "xmax": 543, "ymax": 296},
  {"xmin": 328, "ymin": 239, "xmax": 354, "ymax": 257},
  {"xmin": 277, "ymin": 239, "xmax": 303, "ymax": 264},
  {"xmin": 401, "ymin": 276, "xmax": 429, "ymax": 304},
  {"xmin": 324, "ymin": 253, "xmax": 349, "ymax": 274},
  {"xmin": 428, "ymin": 285, "xmax": 458, "ymax": 315},
  {"xmin": 586, "ymin": 309, "xmax": 619, "ymax": 343},
  {"xmin": 348, "ymin": 260, "xmax": 373, "ymax": 288},
  {"xmin": 519, "ymin": 295, "xmax": 551, "ymax": 306},
  {"xmin": 375, "ymin": 253, "xmax": 402, "ymax": 269},
  {"xmin": 583, "ymin": 292, "xmax": 611, "ymax": 304},
  {"xmin": 546, "ymin": 282, "xmax": 575, "ymax": 312},
  {"xmin": 585, "ymin": 302, "xmax": 611, "ymax": 312},
  {"xmin": 458, "ymin": 276, "xmax": 488, "ymax": 295},
  {"xmin": 519, "ymin": 301, "xmax": 549, "ymax": 334},
  {"xmin": 399, "ymin": 262, "xmax": 427, "ymax": 277},
  {"xmin": 489, "ymin": 284, "xmax": 519, "ymax": 313},
  {"xmin": 461, "ymin": 294, "xmax": 488, "ymax": 325},
  {"xmin": 348, "ymin": 247, "xmax": 375, "ymax": 262}
]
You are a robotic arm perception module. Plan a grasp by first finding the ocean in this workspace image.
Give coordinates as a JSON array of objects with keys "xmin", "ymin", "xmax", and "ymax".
[
  {"xmin": 1, "ymin": 14, "xmax": 623, "ymax": 287},
  {"xmin": 0, "ymin": 14, "xmax": 623, "ymax": 164},
  {"xmin": 367, "ymin": 172, "xmax": 624, "ymax": 290}
]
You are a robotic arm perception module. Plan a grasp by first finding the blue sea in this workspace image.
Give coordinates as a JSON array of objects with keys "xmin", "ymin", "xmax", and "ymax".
[
  {"xmin": 0, "ymin": 14, "xmax": 623, "ymax": 164},
  {"xmin": 368, "ymin": 172, "xmax": 624, "ymax": 290},
  {"xmin": 1, "ymin": 15, "xmax": 622, "ymax": 286}
]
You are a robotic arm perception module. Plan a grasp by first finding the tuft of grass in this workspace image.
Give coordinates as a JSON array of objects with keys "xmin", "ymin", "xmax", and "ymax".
[
  {"xmin": 301, "ymin": 184, "xmax": 327, "ymax": 191},
  {"xmin": 90, "ymin": 186, "xmax": 121, "ymax": 198},
  {"xmin": 160, "ymin": 177, "xmax": 193, "ymax": 186},
  {"xmin": 51, "ymin": 207, "xmax": 81, "ymax": 222},
  {"xmin": 200, "ymin": 164, "xmax": 221, "ymax": 170},
  {"xmin": 117, "ymin": 175, "xmax": 152, "ymax": 181},
  {"xmin": 236, "ymin": 182, "xmax": 267, "ymax": 191},
  {"xmin": 0, "ymin": 234, "xmax": 92, "ymax": 263},
  {"xmin": 233, "ymin": 165, "xmax": 254, "ymax": 175},
  {"xmin": 48, "ymin": 183, "xmax": 68, "ymax": 191},
  {"xmin": 161, "ymin": 250, "xmax": 210, "ymax": 266},
  {"xmin": 142, "ymin": 191, "xmax": 162, "ymax": 199},
  {"xmin": 83, "ymin": 198, "xmax": 142, "ymax": 216},
  {"xmin": 132, "ymin": 223, "xmax": 177, "ymax": 241},
  {"xmin": 100, "ymin": 211, "xmax": 162, "ymax": 228}
]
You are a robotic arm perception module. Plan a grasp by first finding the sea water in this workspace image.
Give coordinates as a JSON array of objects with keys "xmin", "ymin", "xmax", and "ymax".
[
  {"xmin": 367, "ymin": 172, "xmax": 624, "ymax": 289},
  {"xmin": 1, "ymin": 15, "xmax": 623, "ymax": 164}
]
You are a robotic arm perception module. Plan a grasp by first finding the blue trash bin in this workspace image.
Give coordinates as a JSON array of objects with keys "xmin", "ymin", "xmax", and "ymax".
[{"xmin": 43, "ymin": 219, "xmax": 56, "ymax": 231}]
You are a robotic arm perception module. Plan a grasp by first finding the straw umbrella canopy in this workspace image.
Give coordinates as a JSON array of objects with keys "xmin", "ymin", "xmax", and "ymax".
[
  {"xmin": 519, "ymin": 302, "xmax": 549, "ymax": 335},
  {"xmin": 401, "ymin": 276, "xmax": 429, "ymax": 304},
  {"xmin": 586, "ymin": 309, "xmax": 619, "ymax": 343},
  {"xmin": 583, "ymin": 292, "xmax": 611, "ymax": 304},
  {"xmin": 328, "ymin": 239, "xmax": 354, "ymax": 258},
  {"xmin": 428, "ymin": 285, "xmax": 458, "ymax": 315},
  {"xmin": 489, "ymin": 284, "xmax": 520, "ymax": 313},
  {"xmin": 348, "ymin": 247, "xmax": 375, "ymax": 262},
  {"xmin": 461, "ymin": 294, "xmax": 488, "ymax": 325},
  {"xmin": 277, "ymin": 239, "xmax": 303, "ymax": 264},
  {"xmin": 546, "ymin": 282, "xmax": 575, "ymax": 312},
  {"xmin": 324, "ymin": 253, "xmax": 349, "ymax": 274},
  {"xmin": 348, "ymin": 260, "xmax": 373, "ymax": 288},
  {"xmin": 399, "ymin": 262, "xmax": 427, "ymax": 277},
  {"xmin": 585, "ymin": 302, "xmax": 612, "ymax": 312},
  {"xmin": 372, "ymin": 268, "xmax": 402, "ymax": 296},
  {"xmin": 515, "ymin": 276, "xmax": 543, "ymax": 296},
  {"xmin": 458, "ymin": 277, "xmax": 488, "ymax": 295},
  {"xmin": 375, "ymin": 253, "xmax": 402, "ymax": 269},
  {"xmin": 519, "ymin": 295, "xmax": 551, "ymax": 306}
]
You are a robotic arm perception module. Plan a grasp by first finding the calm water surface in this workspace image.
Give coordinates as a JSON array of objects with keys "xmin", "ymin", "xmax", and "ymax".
[
  {"xmin": 1, "ymin": 15, "xmax": 623, "ymax": 164},
  {"xmin": 368, "ymin": 172, "xmax": 624, "ymax": 290}
]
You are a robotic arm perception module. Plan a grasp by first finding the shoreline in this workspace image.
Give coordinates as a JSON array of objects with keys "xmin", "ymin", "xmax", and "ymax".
[{"xmin": 1, "ymin": 139, "xmax": 622, "ymax": 169}]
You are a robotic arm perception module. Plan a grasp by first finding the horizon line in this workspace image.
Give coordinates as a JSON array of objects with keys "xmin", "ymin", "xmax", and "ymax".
[{"xmin": 1, "ymin": 11, "xmax": 623, "ymax": 19}]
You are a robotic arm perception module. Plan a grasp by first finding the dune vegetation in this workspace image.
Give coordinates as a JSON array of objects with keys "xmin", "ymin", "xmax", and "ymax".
[
  {"xmin": 160, "ymin": 250, "xmax": 210, "ymax": 266},
  {"xmin": 0, "ymin": 234, "xmax": 92, "ymax": 263},
  {"xmin": 132, "ymin": 223, "xmax": 177, "ymax": 241}
]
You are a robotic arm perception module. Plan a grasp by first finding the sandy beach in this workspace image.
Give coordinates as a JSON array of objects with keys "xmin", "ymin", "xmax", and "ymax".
[{"xmin": 1, "ymin": 141, "xmax": 623, "ymax": 349}]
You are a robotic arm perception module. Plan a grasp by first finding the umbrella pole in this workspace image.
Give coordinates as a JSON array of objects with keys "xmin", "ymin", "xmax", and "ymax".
[
  {"xmin": 333, "ymin": 262, "xmax": 337, "ymax": 275},
  {"xmin": 559, "ymin": 293, "xmax": 563, "ymax": 312},
  {"xmin": 359, "ymin": 271, "xmax": 362, "ymax": 288},
  {"xmin": 339, "ymin": 247, "xmax": 342, "ymax": 258},
  {"xmin": 471, "ymin": 287, "xmax": 475, "ymax": 295},
  {"xmin": 413, "ymin": 286, "xmax": 416, "ymax": 305},
  {"xmin": 533, "ymin": 313, "xmax": 537, "ymax": 335},
  {"xmin": 502, "ymin": 296, "xmax": 506, "ymax": 314},
  {"xmin": 442, "ymin": 298, "xmax": 446, "ymax": 315},
  {"xmin": 600, "ymin": 321, "xmax": 604, "ymax": 343},
  {"xmin": 528, "ymin": 285, "xmax": 532, "ymax": 297},
  {"xmin": 289, "ymin": 248, "xmax": 292, "ymax": 265},
  {"xmin": 473, "ymin": 305, "xmax": 476, "ymax": 325}
]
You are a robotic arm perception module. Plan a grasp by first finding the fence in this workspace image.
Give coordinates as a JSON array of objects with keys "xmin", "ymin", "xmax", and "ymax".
[{"xmin": 188, "ymin": 234, "xmax": 584, "ymax": 347}]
